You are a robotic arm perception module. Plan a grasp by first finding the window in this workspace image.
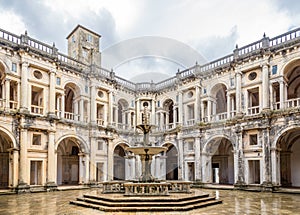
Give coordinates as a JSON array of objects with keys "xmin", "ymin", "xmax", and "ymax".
[
  {"xmin": 203, "ymin": 88, "xmax": 207, "ymax": 94},
  {"xmin": 12, "ymin": 63, "xmax": 17, "ymax": 72},
  {"xmin": 230, "ymin": 77, "xmax": 235, "ymax": 87},
  {"xmin": 272, "ymin": 65, "xmax": 277, "ymax": 75},
  {"xmin": 72, "ymin": 35, "xmax": 75, "ymax": 43},
  {"xmin": 131, "ymin": 100, "xmax": 134, "ymax": 107},
  {"xmin": 249, "ymin": 134, "xmax": 258, "ymax": 145},
  {"xmin": 87, "ymin": 34, "xmax": 93, "ymax": 43},
  {"xmin": 176, "ymin": 95, "xmax": 179, "ymax": 102},
  {"xmin": 248, "ymin": 72, "xmax": 257, "ymax": 81},
  {"xmin": 85, "ymin": 85, "xmax": 88, "ymax": 93},
  {"xmin": 188, "ymin": 142, "xmax": 194, "ymax": 151},
  {"xmin": 98, "ymin": 90, "xmax": 104, "ymax": 98},
  {"xmin": 56, "ymin": 77, "xmax": 61, "ymax": 85},
  {"xmin": 157, "ymin": 100, "xmax": 160, "ymax": 107},
  {"xmin": 72, "ymin": 50, "xmax": 76, "ymax": 58},
  {"xmin": 98, "ymin": 141, "xmax": 103, "ymax": 150},
  {"xmin": 33, "ymin": 70, "xmax": 43, "ymax": 79},
  {"xmin": 32, "ymin": 134, "xmax": 41, "ymax": 145},
  {"xmin": 187, "ymin": 91, "xmax": 193, "ymax": 98}
]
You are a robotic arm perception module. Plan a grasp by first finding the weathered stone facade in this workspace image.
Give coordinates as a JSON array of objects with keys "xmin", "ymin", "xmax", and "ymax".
[{"xmin": 0, "ymin": 25, "xmax": 300, "ymax": 192}]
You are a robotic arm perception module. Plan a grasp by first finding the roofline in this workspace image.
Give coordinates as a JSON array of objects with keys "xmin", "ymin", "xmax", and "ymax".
[{"xmin": 66, "ymin": 24, "xmax": 101, "ymax": 39}]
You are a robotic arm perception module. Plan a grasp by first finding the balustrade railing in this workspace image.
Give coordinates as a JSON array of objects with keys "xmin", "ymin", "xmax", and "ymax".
[
  {"xmin": 9, "ymin": 101, "xmax": 18, "ymax": 110},
  {"xmin": 186, "ymin": 119, "xmax": 195, "ymax": 126},
  {"xmin": 247, "ymin": 106, "xmax": 260, "ymax": 115},
  {"xmin": 97, "ymin": 118, "xmax": 104, "ymax": 126},
  {"xmin": 0, "ymin": 28, "xmax": 21, "ymax": 44},
  {"xmin": 64, "ymin": 112, "xmax": 80, "ymax": 121},
  {"xmin": 27, "ymin": 37, "xmax": 53, "ymax": 55},
  {"xmin": 285, "ymin": 98, "xmax": 300, "ymax": 108},
  {"xmin": 31, "ymin": 105, "xmax": 44, "ymax": 115},
  {"xmin": 270, "ymin": 28, "xmax": 300, "ymax": 47},
  {"xmin": 273, "ymin": 102, "xmax": 280, "ymax": 110}
]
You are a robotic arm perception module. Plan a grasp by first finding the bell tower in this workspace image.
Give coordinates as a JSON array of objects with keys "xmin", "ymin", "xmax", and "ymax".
[{"xmin": 66, "ymin": 25, "xmax": 101, "ymax": 66}]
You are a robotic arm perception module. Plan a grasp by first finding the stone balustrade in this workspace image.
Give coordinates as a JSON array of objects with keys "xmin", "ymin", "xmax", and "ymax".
[
  {"xmin": 102, "ymin": 181, "xmax": 124, "ymax": 193},
  {"xmin": 168, "ymin": 181, "xmax": 192, "ymax": 193},
  {"xmin": 124, "ymin": 182, "xmax": 170, "ymax": 196}
]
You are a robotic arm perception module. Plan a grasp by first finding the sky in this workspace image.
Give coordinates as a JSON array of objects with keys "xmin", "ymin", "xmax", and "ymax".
[{"xmin": 0, "ymin": 0, "xmax": 299, "ymax": 82}]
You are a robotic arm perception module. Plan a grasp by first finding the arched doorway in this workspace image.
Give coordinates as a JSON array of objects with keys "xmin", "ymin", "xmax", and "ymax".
[
  {"xmin": 113, "ymin": 145, "xmax": 126, "ymax": 180},
  {"xmin": 57, "ymin": 139, "xmax": 80, "ymax": 185},
  {"xmin": 0, "ymin": 131, "xmax": 10, "ymax": 188},
  {"xmin": 164, "ymin": 143, "xmax": 178, "ymax": 180},
  {"xmin": 277, "ymin": 128, "xmax": 300, "ymax": 187},
  {"xmin": 204, "ymin": 137, "xmax": 234, "ymax": 184}
]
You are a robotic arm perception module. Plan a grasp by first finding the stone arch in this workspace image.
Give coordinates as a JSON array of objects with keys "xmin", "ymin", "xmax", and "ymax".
[
  {"xmin": 162, "ymin": 142, "xmax": 178, "ymax": 180},
  {"xmin": 113, "ymin": 142, "xmax": 130, "ymax": 180},
  {"xmin": 282, "ymin": 58, "xmax": 300, "ymax": 100},
  {"xmin": 0, "ymin": 126, "xmax": 17, "ymax": 149},
  {"xmin": 162, "ymin": 99, "xmax": 174, "ymax": 125},
  {"xmin": 209, "ymin": 83, "xmax": 228, "ymax": 116},
  {"xmin": 117, "ymin": 99, "xmax": 129, "ymax": 124},
  {"xmin": 274, "ymin": 126, "xmax": 300, "ymax": 187},
  {"xmin": 202, "ymin": 135, "xmax": 235, "ymax": 184},
  {"xmin": 0, "ymin": 127, "xmax": 17, "ymax": 188},
  {"xmin": 55, "ymin": 134, "xmax": 89, "ymax": 153}
]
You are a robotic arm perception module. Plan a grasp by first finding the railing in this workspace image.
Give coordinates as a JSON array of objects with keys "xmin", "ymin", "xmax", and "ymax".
[
  {"xmin": 64, "ymin": 112, "xmax": 80, "ymax": 121},
  {"xmin": 155, "ymin": 77, "xmax": 177, "ymax": 91},
  {"xmin": 199, "ymin": 54, "xmax": 233, "ymax": 73},
  {"xmin": 273, "ymin": 102, "xmax": 280, "ymax": 110},
  {"xmin": 247, "ymin": 106, "xmax": 260, "ymax": 115},
  {"xmin": 27, "ymin": 37, "xmax": 53, "ymax": 55},
  {"xmin": 285, "ymin": 98, "xmax": 300, "ymax": 108},
  {"xmin": 214, "ymin": 112, "xmax": 227, "ymax": 121},
  {"xmin": 115, "ymin": 76, "xmax": 136, "ymax": 90},
  {"xmin": 31, "ymin": 105, "xmax": 44, "ymax": 115},
  {"xmin": 186, "ymin": 119, "xmax": 195, "ymax": 126},
  {"xmin": 9, "ymin": 101, "xmax": 18, "ymax": 110},
  {"xmin": 0, "ymin": 28, "xmax": 21, "ymax": 44},
  {"xmin": 238, "ymin": 40, "xmax": 262, "ymax": 56},
  {"xmin": 270, "ymin": 28, "xmax": 300, "ymax": 47},
  {"xmin": 97, "ymin": 118, "xmax": 104, "ymax": 126}
]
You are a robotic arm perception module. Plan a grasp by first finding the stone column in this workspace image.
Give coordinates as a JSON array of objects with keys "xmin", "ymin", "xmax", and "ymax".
[
  {"xmin": 227, "ymin": 93, "xmax": 231, "ymax": 119},
  {"xmin": 85, "ymin": 155, "xmax": 90, "ymax": 183},
  {"xmin": 79, "ymin": 99, "xmax": 84, "ymax": 122},
  {"xmin": 20, "ymin": 61, "xmax": 29, "ymax": 113},
  {"xmin": 107, "ymin": 140, "xmax": 114, "ymax": 181},
  {"xmin": 207, "ymin": 99, "xmax": 212, "ymax": 121},
  {"xmin": 108, "ymin": 91, "xmax": 113, "ymax": 125},
  {"xmin": 195, "ymin": 85, "xmax": 201, "ymax": 122},
  {"xmin": 5, "ymin": 78, "xmax": 10, "ymax": 110},
  {"xmin": 12, "ymin": 149, "xmax": 19, "ymax": 187},
  {"xmin": 48, "ymin": 69, "xmax": 56, "ymax": 116},
  {"xmin": 177, "ymin": 134, "xmax": 184, "ymax": 180},
  {"xmin": 173, "ymin": 106, "xmax": 177, "ymax": 127},
  {"xmin": 235, "ymin": 70, "xmax": 242, "ymax": 115},
  {"xmin": 194, "ymin": 137, "xmax": 201, "ymax": 181},
  {"xmin": 262, "ymin": 127, "xmax": 272, "ymax": 190},
  {"xmin": 151, "ymin": 100, "xmax": 155, "ymax": 125},
  {"xmin": 262, "ymin": 63, "xmax": 270, "ymax": 110},
  {"xmin": 178, "ymin": 91, "xmax": 183, "ymax": 124},
  {"xmin": 19, "ymin": 128, "xmax": 29, "ymax": 186},
  {"xmin": 234, "ymin": 125, "xmax": 246, "ymax": 188},
  {"xmin": 271, "ymin": 147, "xmax": 279, "ymax": 186},
  {"xmin": 279, "ymin": 80, "xmax": 286, "ymax": 109},
  {"xmin": 89, "ymin": 137, "xmax": 97, "ymax": 182},
  {"xmin": 47, "ymin": 131, "xmax": 57, "ymax": 188},
  {"xmin": 90, "ymin": 85, "xmax": 96, "ymax": 124},
  {"xmin": 61, "ymin": 94, "xmax": 65, "ymax": 119}
]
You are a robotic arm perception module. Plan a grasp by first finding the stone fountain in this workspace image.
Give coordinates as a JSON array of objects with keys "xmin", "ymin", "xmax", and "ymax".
[
  {"xmin": 127, "ymin": 104, "xmax": 167, "ymax": 183},
  {"xmin": 70, "ymin": 103, "xmax": 222, "ymax": 210}
]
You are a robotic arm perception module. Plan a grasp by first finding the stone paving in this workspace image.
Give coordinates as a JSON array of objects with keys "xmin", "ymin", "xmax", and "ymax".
[{"xmin": 0, "ymin": 188, "xmax": 299, "ymax": 214}]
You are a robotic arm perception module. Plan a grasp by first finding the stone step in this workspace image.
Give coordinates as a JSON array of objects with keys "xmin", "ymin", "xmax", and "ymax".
[
  {"xmin": 76, "ymin": 195, "xmax": 217, "ymax": 208},
  {"xmin": 83, "ymin": 193, "xmax": 209, "ymax": 202},
  {"xmin": 70, "ymin": 198, "xmax": 222, "ymax": 212}
]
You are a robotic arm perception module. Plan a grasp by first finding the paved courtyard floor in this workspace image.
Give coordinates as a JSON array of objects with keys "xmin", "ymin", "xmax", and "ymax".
[{"xmin": 0, "ymin": 188, "xmax": 299, "ymax": 214}]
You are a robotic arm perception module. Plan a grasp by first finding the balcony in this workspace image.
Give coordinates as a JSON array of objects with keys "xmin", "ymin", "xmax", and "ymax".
[
  {"xmin": 97, "ymin": 118, "xmax": 104, "ymax": 126},
  {"xmin": 247, "ymin": 106, "xmax": 260, "ymax": 116},
  {"xmin": 31, "ymin": 105, "xmax": 44, "ymax": 115}
]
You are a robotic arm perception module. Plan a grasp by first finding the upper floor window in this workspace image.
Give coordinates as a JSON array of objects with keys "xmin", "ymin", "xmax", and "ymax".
[
  {"xmin": 272, "ymin": 65, "xmax": 278, "ymax": 75},
  {"xmin": 12, "ymin": 63, "xmax": 17, "ymax": 72},
  {"xmin": 32, "ymin": 134, "xmax": 41, "ymax": 145},
  {"xmin": 87, "ymin": 34, "xmax": 93, "ymax": 43},
  {"xmin": 249, "ymin": 134, "xmax": 258, "ymax": 145},
  {"xmin": 230, "ymin": 77, "xmax": 235, "ymax": 87},
  {"xmin": 56, "ymin": 77, "xmax": 61, "ymax": 85},
  {"xmin": 72, "ymin": 35, "xmax": 75, "ymax": 43}
]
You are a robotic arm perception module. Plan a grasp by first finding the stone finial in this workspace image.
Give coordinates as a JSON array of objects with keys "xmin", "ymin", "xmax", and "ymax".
[
  {"xmin": 263, "ymin": 32, "xmax": 266, "ymax": 38},
  {"xmin": 235, "ymin": 44, "xmax": 238, "ymax": 49},
  {"xmin": 25, "ymin": 30, "xmax": 27, "ymax": 36}
]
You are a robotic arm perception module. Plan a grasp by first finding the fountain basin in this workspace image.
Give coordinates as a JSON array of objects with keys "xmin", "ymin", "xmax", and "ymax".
[{"xmin": 127, "ymin": 146, "xmax": 167, "ymax": 155}]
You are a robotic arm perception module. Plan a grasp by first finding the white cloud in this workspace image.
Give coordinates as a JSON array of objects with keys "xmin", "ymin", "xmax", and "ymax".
[{"xmin": 0, "ymin": 10, "xmax": 26, "ymax": 34}]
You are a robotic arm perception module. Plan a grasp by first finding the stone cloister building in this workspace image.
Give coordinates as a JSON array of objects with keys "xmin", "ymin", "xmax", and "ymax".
[{"xmin": 0, "ymin": 25, "xmax": 300, "ymax": 192}]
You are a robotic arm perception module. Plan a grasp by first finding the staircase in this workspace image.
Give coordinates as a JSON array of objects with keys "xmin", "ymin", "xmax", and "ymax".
[{"xmin": 70, "ymin": 193, "xmax": 222, "ymax": 212}]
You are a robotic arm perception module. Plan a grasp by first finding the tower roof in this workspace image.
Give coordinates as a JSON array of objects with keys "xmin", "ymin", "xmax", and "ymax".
[{"xmin": 66, "ymin": 24, "xmax": 101, "ymax": 39}]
